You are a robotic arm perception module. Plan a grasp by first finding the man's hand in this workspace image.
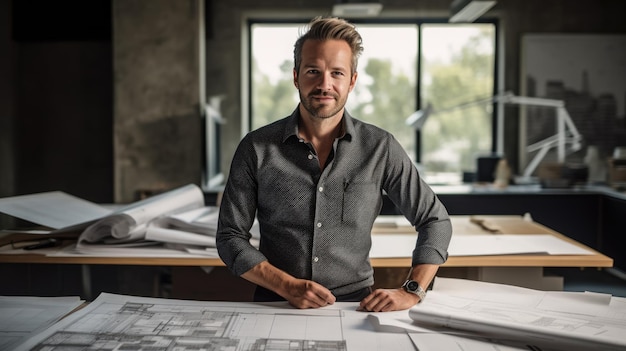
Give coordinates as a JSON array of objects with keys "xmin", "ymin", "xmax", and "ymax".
[
  {"xmin": 283, "ymin": 278, "xmax": 336, "ymax": 309},
  {"xmin": 241, "ymin": 261, "xmax": 335, "ymax": 309},
  {"xmin": 358, "ymin": 263, "xmax": 439, "ymax": 312},
  {"xmin": 358, "ymin": 288, "xmax": 420, "ymax": 312}
]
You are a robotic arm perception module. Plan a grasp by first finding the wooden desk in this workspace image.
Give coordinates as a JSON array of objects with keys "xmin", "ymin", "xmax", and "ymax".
[
  {"xmin": 0, "ymin": 216, "xmax": 613, "ymax": 295},
  {"xmin": 0, "ymin": 216, "xmax": 611, "ymax": 266},
  {"xmin": 371, "ymin": 215, "xmax": 612, "ymax": 291},
  {"xmin": 371, "ymin": 215, "xmax": 613, "ymax": 268}
]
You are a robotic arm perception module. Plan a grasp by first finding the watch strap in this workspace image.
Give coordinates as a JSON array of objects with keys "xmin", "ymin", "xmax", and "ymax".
[{"xmin": 402, "ymin": 279, "xmax": 426, "ymax": 302}]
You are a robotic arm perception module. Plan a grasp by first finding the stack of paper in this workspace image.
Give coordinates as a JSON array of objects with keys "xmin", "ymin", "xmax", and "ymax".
[
  {"xmin": 77, "ymin": 184, "xmax": 206, "ymax": 248},
  {"xmin": 0, "ymin": 184, "xmax": 261, "ymax": 258},
  {"xmin": 407, "ymin": 277, "xmax": 626, "ymax": 351}
]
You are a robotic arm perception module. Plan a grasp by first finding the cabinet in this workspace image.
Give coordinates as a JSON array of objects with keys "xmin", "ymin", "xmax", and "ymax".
[{"xmin": 602, "ymin": 196, "xmax": 626, "ymax": 270}]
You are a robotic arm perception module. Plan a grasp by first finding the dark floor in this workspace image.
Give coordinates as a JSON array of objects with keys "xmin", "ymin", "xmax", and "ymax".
[{"xmin": 545, "ymin": 267, "xmax": 626, "ymax": 297}]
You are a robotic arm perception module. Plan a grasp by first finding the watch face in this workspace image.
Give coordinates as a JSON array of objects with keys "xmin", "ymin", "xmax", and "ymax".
[{"xmin": 407, "ymin": 280, "xmax": 419, "ymax": 291}]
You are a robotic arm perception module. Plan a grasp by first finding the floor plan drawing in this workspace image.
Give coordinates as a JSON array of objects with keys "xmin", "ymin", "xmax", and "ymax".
[
  {"xmin": 10, "ymin": 278, "xmax": 626, "ymax": 351},
  {"xmin": 16, "ymin": 293, "xmax": 348, "ymax": 351}
]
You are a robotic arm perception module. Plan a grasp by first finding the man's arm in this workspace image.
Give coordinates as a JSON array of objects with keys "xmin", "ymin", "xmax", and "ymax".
[
  {"xmin": 360, "ymin": 135, "xmax": 452, "ymax": 312},
  {"xmin": 358, "ymin": 263, "xmax": 438, "ymax": 312},
  {"xmin": 242, "ymin": 260, "xmax": 336, "ymax": 309}
]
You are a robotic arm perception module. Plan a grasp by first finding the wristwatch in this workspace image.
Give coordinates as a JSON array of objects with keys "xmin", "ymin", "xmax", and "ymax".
[{"xmin": 402, "ymin": 280, "xmax": 426, "ymax": 302}]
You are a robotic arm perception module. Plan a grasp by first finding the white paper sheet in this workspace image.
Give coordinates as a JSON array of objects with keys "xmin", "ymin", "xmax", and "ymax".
[
  {"xmin": 408, "ymin": 277, "xmax": 626, "ymax": 351},
  {"xmin": 0, "ymin": 295, "xmax": 84, "ymax": 351},
  {"xmin": 408, "ymin": 333, "xmax": 531, "ymax": 351},
  {"xmin": 370, "ymin": 234, "xmax": 594, "ymax": 258},
  {"xmin": 373, "ymin": 216, "xmax": 413, "ymax": 228},
  {"xmin": 158, "ymin": 206, "xmax": 219, "ymax": 234},
  {"xmin": 0, "ymin": 191, "xmax": 112, "ymax": 230},
  {"xmin": 145, "ymin": 226, "xmax": 217, "ymax": 247},
  {"xmin": 448, "ymin": 234, "xmax": 594, "ymax": 256}
]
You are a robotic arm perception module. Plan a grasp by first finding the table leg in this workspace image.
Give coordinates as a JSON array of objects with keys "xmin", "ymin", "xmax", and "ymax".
[{"xmin": 81, "ymin": 264, "xmax": 92, "ymax": 300}]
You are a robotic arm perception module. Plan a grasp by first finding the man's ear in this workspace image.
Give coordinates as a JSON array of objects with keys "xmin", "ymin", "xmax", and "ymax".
[
  {"xmin": 293, "ymin": 68, "xmax": 299, "ymax": 89},
  {"xmin": 349, "ymin": 71, "xmax": 358, "ymax": 92}
]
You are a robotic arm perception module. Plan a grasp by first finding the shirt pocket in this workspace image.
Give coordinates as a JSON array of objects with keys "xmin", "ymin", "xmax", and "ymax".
[{"xmin": 341, "ymin": 181, "xmax": 381, "ymax": 227}]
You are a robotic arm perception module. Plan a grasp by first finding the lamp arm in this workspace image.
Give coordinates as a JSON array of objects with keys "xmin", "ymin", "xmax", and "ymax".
[
  {"xmin": 495, "ymin": 92, "xmax": 565, "ymax": 108},
  {"xmin": 526, "ymin": 135, "xmax": 561, "ymax": 152},
  {"xmin": 523, "ymin": 142, "xmax": 553, "ymax": 178},
  {"xmin": 495, "ymin": 92, "xmax": 582, "ymax": 143},
  {"xmin": 405, "ymin": 92, "xmax": 584, "ymax": 178},
  {"xmin": 497, "ymin": 92, "xmax": 584, "ymax": 175},
  {"xmin": 559, "ymin": 107, "xmax": 583, "ymax": 148}
]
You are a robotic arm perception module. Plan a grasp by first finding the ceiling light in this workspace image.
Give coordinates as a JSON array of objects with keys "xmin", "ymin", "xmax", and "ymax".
[
  {"xmin": 331, "ymin": 3, "xmax": 383, "ymax": 18},
  {"xmin": 449, "ymin": 0, "xmax": 496, "ymax": 23}
]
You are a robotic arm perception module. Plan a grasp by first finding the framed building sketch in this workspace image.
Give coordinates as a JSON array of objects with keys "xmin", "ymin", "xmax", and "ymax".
[{"xmin": 520, "ymin": 34, "xmax": 626, "ymax": 173}]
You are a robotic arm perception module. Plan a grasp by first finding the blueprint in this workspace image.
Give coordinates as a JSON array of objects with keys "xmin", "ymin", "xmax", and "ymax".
[
  {"xmin": 15, "ymin": 279, "xmax": 624, "ymax": 351},
  {"xmin": 14, "ymin": 293, "xmax": 378, "ymax": 351}
]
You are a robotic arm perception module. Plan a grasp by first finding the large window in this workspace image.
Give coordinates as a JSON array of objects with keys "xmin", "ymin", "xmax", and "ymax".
[{"xmin": 249, "ymin": 19, "xmax": 496, "ymax": 185}]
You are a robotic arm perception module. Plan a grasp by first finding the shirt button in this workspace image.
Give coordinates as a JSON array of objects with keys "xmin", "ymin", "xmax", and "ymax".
[
  {"xmin": 318, "ymin": 186, "xmax": 324, "ymax": 192},
  {"xmin": 317, "ymin": 222, "xmax": 322, "ymax": 228},
  {"xmin": 313, "ymin": 256, "xmax": 319, "ymax": 263},
  {"xmin": 308, "ymin": 154, "xmax": 314, "ymax": 160}
]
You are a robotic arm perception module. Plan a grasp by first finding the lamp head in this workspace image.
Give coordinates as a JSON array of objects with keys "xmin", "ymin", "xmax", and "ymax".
[
  {"xmin": 449, "ymin": 0, "xmax": 497, "ymax": 23},
  {"xmin": 406, "ymin": 104, "xmax": 433, "ymax": 130}
]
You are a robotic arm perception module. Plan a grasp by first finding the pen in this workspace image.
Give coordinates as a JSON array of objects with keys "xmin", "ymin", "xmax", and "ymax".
[
  {"xmin": 23, "ymin": 238, "xmax": 59, "ymax": 250},
  {"xmin": 469, "ymin": 216, "xmax": 502, "ymax": 234}
]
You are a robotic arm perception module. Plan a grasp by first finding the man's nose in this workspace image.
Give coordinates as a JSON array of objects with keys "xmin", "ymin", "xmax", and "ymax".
[{"xmin": 317, "ymin": 72, "xmax": 332, "ymax": 90}]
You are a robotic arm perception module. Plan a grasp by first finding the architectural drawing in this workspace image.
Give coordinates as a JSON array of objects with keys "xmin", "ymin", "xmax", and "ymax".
[
  {"xmin": 17, "ymin": 293, "xmax": 347, "ymax": 351},
  {"xmin": 20, "ymin": 279, "xmax": 626, "ymax": 351}
]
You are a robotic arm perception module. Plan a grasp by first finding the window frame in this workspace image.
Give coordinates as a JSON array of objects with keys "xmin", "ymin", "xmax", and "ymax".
[{"xmin": 246, "ymin": 17, "xmax": 500, "ymax": 177}]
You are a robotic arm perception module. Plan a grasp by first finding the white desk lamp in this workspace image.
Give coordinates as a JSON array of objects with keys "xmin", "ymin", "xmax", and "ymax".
[
  {"xmin": 203, "ymin": 95, "xmax": 226, "ymax": 189},
  {"xmin": 406, "ymin": 91, "xmax": 583, "ymax": 178}
]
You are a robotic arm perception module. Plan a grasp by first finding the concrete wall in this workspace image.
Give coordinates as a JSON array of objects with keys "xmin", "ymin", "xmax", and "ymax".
[{"xmin": 112, "ymin": 0, "xmax": 204, "ymax": 203}]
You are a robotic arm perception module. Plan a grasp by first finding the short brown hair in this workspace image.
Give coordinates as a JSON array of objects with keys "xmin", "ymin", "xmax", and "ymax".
[{"xmin": 294, "ymin": 16, "xmax": 363, "ymax": 75}]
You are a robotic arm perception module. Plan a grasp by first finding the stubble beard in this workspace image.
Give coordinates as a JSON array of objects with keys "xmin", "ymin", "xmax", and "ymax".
[{"xmin": 300, "ymin": 90, "xmax": 347, "ymax": 120}]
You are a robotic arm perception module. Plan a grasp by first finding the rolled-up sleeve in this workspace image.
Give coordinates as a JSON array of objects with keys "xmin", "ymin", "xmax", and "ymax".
[
  {"xmin": 382, "ymin": 134, "xmax": 452, "ymax": 266},
  {"xmin": 216, "ymin": 135, "xmax": 267, "ymax": 276}
]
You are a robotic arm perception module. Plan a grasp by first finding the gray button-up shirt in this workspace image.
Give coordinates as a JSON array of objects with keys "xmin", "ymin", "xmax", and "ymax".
[{"xmin": 217, "ymin": 109, "xmax": 452, "ymax": 296}]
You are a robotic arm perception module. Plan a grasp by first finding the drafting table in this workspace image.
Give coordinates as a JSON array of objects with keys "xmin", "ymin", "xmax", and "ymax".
[{"xmin": 0, "ymin": 215, "xmax": 613, "ymax": 295}]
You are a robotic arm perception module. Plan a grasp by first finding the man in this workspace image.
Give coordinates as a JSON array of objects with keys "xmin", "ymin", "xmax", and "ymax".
[{"xmin": 217, "ymin": 16, "xmax": 452, "ymax": 312}]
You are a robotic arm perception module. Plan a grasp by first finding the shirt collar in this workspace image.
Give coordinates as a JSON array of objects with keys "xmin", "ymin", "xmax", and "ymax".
[{"xmin": 282, "ymin": 107, "xmax": 355, "ymax": 143}]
